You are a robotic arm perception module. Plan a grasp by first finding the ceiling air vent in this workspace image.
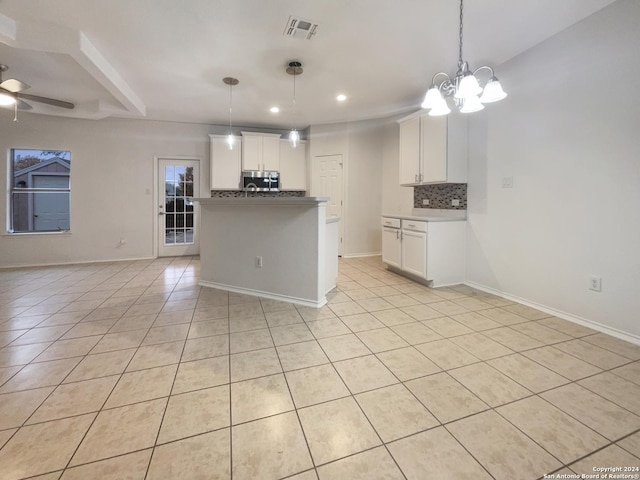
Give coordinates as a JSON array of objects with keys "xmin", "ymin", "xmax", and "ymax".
[{"xmin": 283, "ymin": 16, "xmax": 318, "ymax": 40}]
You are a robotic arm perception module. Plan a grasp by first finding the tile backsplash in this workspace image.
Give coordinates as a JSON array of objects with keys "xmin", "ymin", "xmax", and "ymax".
[
  {"xmin": 210, "ymin": 190, "xmax": 306, "ymax": 198},
  {"xmin": 414, "ymin": 183, "xmax": 467, "ymax": 209}
]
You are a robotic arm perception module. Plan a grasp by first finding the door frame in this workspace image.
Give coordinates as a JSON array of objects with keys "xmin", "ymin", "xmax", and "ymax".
[
  {"xmin": 311, "ymin": 154, "xmax": 346, "ymax": 256},
  {"xmin": 153, "ymin": 156, "xmax": 201, "ymax": 258}
]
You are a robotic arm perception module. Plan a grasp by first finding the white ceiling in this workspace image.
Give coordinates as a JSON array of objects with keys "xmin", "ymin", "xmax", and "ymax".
[{"xmin": 0, "ymin": 0, "xmax": 617, "ymax": 128}]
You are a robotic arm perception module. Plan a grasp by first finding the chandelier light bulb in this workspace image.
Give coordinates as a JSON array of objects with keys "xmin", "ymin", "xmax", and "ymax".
[
  {"xmin": 480, "ymin": 77, "xmax": 507, "ymax": 103},
  {"xmin": 421, "ymin": 86, "xmax": 443, "ymax": 110},
  {"xmin": 0, "ymin": 92, "xmax": 16, "ymax": 106},
  {"xmin": 460, "ymin": 94, "xmax": 485, "ymax": 113}
]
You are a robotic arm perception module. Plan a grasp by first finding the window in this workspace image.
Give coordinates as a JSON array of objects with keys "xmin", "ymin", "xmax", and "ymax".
[{"xmin": 9, "ymin": 149, "xmax": 71, "ymax": 233}]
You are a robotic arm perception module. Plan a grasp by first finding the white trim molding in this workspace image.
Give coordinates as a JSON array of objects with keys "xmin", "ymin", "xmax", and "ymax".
[
  {"xmin": 200, "ymin": 280, "xmax": 327, "ymax": 309},
  {"xmin": 465, "ymin": 280, "xmax": 640, "ymax": 347}
]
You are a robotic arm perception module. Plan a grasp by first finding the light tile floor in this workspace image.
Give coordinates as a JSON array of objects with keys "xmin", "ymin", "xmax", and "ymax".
[{"xmin": 0, "ymin": 255, "xmax": 639, "ymax": 479}]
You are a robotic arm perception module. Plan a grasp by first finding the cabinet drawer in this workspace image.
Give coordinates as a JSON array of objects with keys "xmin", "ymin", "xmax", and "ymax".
[
  {"xmin": 402, "ymin": 220, "xmax": 427, "ymax": 233},
  {"xmin": 381, "ymin": 217, "xmax": 401, "ymax": 229}
]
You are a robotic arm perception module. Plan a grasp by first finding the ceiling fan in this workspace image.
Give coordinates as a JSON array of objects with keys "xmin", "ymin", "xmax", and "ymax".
[{"xmin": 0, "ymin": 64, "xmax": 75, "ymax": 119}]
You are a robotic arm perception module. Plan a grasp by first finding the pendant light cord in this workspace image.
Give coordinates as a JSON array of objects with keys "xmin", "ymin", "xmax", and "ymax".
[
  {"xmin": 228, "ymin": 83, "xmax": 233, "ymax": 131},
  {"xmin": 292, "ymin": 71, "xmax": 297, "ymax": 130},
  {"xmin": 458, "ymin": 0, "xmax": 464, "ymax": 73}
]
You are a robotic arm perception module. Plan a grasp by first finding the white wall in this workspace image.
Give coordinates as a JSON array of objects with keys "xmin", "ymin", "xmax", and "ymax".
[
  {"xmin": 466, "ymin": 0, "xmax": 640, "ymax": 338},
  {"xmin": 0, "ymin": 114, "xmax": 213, "ymax": 266},
  {"xmin": 0, "ymin": 113, "xmax": 295, "ymax": 267},
  {"xmin": 309, "ymin": 118, "xmax": 393, "ymax": 257}
]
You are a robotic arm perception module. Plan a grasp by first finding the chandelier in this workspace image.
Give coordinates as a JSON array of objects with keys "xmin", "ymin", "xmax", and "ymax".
[{"xmin": 421, "ymin": 0, "xmax": 507, "ymax": 116}]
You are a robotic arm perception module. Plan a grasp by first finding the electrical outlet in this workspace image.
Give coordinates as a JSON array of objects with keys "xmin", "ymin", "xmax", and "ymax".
[
  {"xmin": 502, "ymin": 177, "xmax": 514, "ymax": 188},
  {"xmin": 589, "ymin": 276, "xmax": 602, "ymax": 292},
  {"xmin": 255, "ymin": 256, "xmax": 263, "ymax": 268},
  {"xmin": 451, "ymin": 199, "xmax": 460, "ymax": 207},
  {"xmin": 422, "ymin": 199, "xmax": 430, "ymax": 206}
]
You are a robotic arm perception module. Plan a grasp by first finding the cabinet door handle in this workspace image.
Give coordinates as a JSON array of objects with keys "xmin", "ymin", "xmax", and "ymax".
[
  {"xmin": 384, "ymin": 221, "xmax": 392, "ymax": 225},
  {"xmin": 408, "ymin": 224, "xmax": 416, "ymax": 228},
  {"xmin": 396, "ymin": 230, "xmax": 399, "ymax": 239}
]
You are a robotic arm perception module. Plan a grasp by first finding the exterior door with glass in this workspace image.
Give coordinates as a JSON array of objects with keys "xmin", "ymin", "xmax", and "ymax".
[{"xmin": 158, "ymin": 158, "xmax": 200, "ymax": 256}]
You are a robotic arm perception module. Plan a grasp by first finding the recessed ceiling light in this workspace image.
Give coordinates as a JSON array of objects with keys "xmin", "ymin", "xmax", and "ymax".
[
  {"xmin": 270, "ymin": 106, "xmax": 280, "ymax": 113},
  {"xmin": 336, "ymin": 94, "xmax": 347, "ymax": 102}
]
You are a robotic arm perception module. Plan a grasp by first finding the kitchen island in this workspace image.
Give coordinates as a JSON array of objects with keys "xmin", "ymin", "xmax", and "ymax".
[{"xmin": 196, "ymin": 196, "xmax": 338, "ymax": 307}]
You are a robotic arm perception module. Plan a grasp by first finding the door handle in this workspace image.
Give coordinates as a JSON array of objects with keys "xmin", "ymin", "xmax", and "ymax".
[{"xmin": 158, "ymin": 212, "xmax": 165, "ymax": 216}]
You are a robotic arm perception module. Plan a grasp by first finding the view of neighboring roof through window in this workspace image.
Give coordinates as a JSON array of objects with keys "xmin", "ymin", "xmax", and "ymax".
[{"xmin": 9, "ymin": 149, "xmax": 71, "ymax": 233}]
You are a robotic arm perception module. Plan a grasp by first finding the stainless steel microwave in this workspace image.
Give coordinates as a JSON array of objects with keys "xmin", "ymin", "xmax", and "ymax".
[{"xmin": 241, "ymin": 170, "xmax": 279, "ymax": 192}]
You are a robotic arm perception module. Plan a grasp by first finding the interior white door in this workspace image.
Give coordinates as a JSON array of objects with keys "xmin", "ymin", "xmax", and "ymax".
[
  {"xmin": 312, "ymin": 154, "xmax": 344, "ymax": 255},
  {"xmin": 158, "ymin": 158, "xmax": 200, "ymax": 257}
]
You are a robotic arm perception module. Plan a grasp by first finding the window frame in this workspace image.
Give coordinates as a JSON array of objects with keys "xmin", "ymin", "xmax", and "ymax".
[{"xmin": 7, "ymin": 148, "xmax": 72, "ymax": 235}]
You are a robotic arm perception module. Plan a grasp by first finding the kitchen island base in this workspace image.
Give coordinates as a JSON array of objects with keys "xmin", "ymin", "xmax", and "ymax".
[{"xmin": 197, "ymin": 197, "xmax": 338, "ymax": 308}]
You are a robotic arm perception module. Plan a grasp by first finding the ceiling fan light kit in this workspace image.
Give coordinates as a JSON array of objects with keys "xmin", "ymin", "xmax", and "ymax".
[
  {"xmin": 421, "ymin": 0, "xmax": 507, "ymax": 116},
  {"xmin": 0, "ymin": 64, "xmax": 75, "ymax": 121}
]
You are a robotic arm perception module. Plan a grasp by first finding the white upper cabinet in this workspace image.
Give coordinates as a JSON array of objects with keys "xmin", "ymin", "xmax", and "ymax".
[
  {"xmin": 241, "ymin": 132, "xmax": 281, "ymax": 171},
  {"xmin": 399, "ymin": 116, "xmax": 421, "ymax": 185},
  {"xmin": 398, "ymin": 112, "xmax": 467, "ymax": 185},
  {"xmin": 210, "ymin": 134, "xmax": 241, "ymax": 190},
  {"xmin": 279, "ymin": 139, "xmax": 307, "ymax": 190}
]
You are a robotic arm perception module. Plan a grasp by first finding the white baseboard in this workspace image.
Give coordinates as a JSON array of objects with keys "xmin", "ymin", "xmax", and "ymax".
[
  {"xmin": 199, "ymin": 280, "xmax": 327, "ymax": 309},
  {"xmin": 465, "ymin": 280, "xmax": 640, "ymax": 346},
  {"xmin": 0, "ymin": 255, "xmax": 157, "ymax": 270},
  {"xmin": 341, "ymin": 252, "xmax": 382, "ymax": 259}
]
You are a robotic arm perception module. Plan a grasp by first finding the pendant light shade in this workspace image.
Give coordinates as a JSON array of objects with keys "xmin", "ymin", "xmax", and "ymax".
[
  {"xmin": 460, "ymin": 95, "xmax": 484, "ymax": 113},
  {"xmin": 288, "ymin": 129, "xmax": 300, "ymax": 148},
  {"xmin": 223, "ymin": 77, "xmax": 239, "ymax": 150},
  {"xmin": 421, "ymin": 86, "xmax": 443, "ymax": 110},
  {"xmin": 286, "ymin": 61, "xmax": 303, "ymax": 149},
  {"xmin": 226, "ymin": 133, "xmax": 235, "ymax": 150},
  {"xmin": 428, "ymin": 96, "xmax": 452, "ymax": 116},
  {"xmin": 480, "ymin": 77, "xmax": 507, "ymax": 103},
  {"xmin": 0, "ymin": 92, "xmax": 16, "ymax": 106},
  {"xmin": 455, "ymin": 73, "xmax": 483, "ymax": 100}
]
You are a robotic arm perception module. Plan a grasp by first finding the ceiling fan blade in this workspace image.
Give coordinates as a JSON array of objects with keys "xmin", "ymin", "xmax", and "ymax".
[
  {"xmin": 17, "ymin": 99, "xmax": 33, "ymax": 110},
  {"xmin": 17, "ymin": 93, "xmax": 74, "ymax": 110},
  {"xmin": 0, "ymin": 78, "xmax": 30, "ymax": 93}
]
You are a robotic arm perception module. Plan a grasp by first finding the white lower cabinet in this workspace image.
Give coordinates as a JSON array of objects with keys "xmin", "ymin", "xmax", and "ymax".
[
  {"xmin": 401, "ymin": 229, "xmax": 427, "ymax": 278},
  {"xmin": 381, "ymin": 216, "xmax": 465, "ymax": 287},
  {"xmin": 382, "ymin": 227, "xmax": 402, "ymax": 269}
]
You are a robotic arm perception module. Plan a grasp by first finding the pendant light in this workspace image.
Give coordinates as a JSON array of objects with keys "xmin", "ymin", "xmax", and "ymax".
[
  {"xmin": 421, "ymin": 0, "xmax": 506, "ymax": 115},
  {"xmin": 286, "ymin": 61, "xmax": 303, "ymax": 148},
  {"xmin": 222, "ymin": 77, "xmax": 239, "ymax": 150}
]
